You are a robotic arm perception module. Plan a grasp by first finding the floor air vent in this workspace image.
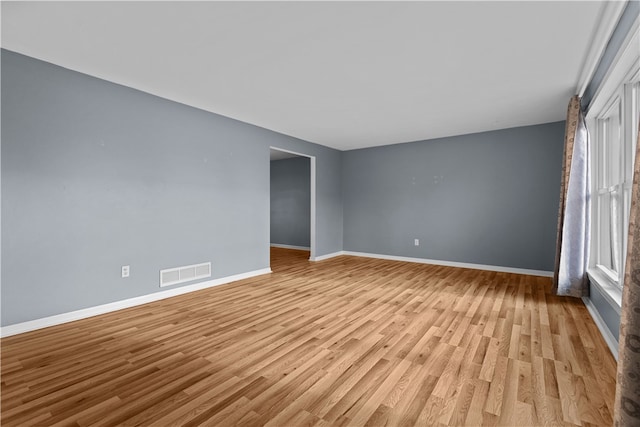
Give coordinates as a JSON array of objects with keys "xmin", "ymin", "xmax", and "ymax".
[{"xmin": 160, "ymin": 262, "xmax": 211, "ymax": 287}]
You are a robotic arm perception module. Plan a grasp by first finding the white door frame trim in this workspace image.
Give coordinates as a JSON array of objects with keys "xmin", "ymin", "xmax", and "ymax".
[{"xmin": 269, "ymin": 147, "xmax": 316, "ymax": 261}]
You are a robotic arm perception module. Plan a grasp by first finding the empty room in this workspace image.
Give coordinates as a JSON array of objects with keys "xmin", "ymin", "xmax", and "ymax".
[{"xmin": 2, "ymin": 1, "xmax": 640, "ymax": 426}]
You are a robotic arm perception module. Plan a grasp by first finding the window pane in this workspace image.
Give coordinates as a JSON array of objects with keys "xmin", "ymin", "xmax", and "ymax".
[
  {"xmin": 599, "ymin": 192, "xmax": 612, "ymax": 270},
  {"xmin": 610, "ymin": 188, "xmax": 621, "ymax": 275},
  {"xmin": 607, "ymin": 101, "xmax": 622, "ymax": 187},
  {"xmin": 598, "ymin": 120, "xmax": 607, "ymax": 188},
  {"xmin": 635, "ymin": 81, "xmax": 640, "ymax": 131},
  {"xmin": 634, "ymin": 81, "xmax": 639, "ymax": 167},
  {"xmin": 625, "ymin": 83, "xmax": 639, "ymax": 181},
  {"xmin": 623, "ymin": 187, "xmax": 631, "ymax": 275}
]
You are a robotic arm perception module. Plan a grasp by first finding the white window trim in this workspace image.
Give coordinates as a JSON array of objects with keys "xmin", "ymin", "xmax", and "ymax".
[
  {"xmin": 587, "ymin": 269, "xmax": 623, "ymax": 312},
  {"xmin": 586, "ymin": 14, "xmax": 640, "ymax": 308},
  {"xmin": 576, "ymin": 1, "xmax": 627, "ymax": 98},
  {"xmin": 586, "ymin": 15, "xmax": 640, "ymax": 117}
]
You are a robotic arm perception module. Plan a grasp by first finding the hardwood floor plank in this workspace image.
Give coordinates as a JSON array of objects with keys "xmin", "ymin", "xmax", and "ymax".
[
  {"xmin": 555, "ymin": 360, "xmax": 582, "ymax": 425},
  {"xmin": 496, "ymin": 358, "xmax": 519, "ymax": 424},
  {"xmin": 484, "ymin": 355, "xmax": 509, "ymax": 416},
  {"xmin": 479, "ymin": 337, "xmax": 500, "ymax": 382}
]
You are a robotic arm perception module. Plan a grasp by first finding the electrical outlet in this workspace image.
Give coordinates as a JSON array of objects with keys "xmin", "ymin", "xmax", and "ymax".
[
  {"xmin": 122, "ymin": 265, "xmax": 130, "ymax": 278},
  {"xmin": 414, "ymin": 239, "xmax": 419, "ymax": 246}
]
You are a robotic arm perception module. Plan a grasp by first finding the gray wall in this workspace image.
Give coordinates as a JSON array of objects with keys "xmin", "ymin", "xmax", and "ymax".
[
  {"xmin": 343, "ymin": 122, "xmax": 565, "ymax": 271},
  {"xmin": 270, "ymin": 157, "xmax": 311, "ymax": 247},
  {"xmin": 1, "ymin": 49, "xmax": 343, "ymax": 326},
  {"xmin": 589, "ymin": 282, "xmax": 621, "ymax": 342}
]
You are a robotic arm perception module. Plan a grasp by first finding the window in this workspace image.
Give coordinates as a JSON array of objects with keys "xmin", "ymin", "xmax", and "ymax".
[{"xmin": 588, "ymin": 65, "xmax": 639, "ymax": 293}]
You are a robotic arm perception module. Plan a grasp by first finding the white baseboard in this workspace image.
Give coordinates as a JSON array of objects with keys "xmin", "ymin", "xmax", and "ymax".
[
  {"xmin": 582, "ymin": 296, "xmax": 619, "ymax": 361},
  {"xmin": 341, "ymin": 251, "xmax": 554, "ymax": 277},
  {"xmin": 311, "ymin": 251, "xmax": 345, "ymax": 261},
  {"xmin": 0, "ymin": 268, "xmax": 272, "ymax": 338},
  {"xmin": 270, "ymin": 243, "xmax": 311, "ymax": 251}
]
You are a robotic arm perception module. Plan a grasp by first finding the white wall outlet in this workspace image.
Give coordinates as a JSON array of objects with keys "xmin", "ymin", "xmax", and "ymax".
[
  {"xmin": 414, "ymin": 239, "xmax": 419, "ymax": 246},
  {"xmin": 121, "ymin": 265, "xmax": 130, "ymax": 278}
]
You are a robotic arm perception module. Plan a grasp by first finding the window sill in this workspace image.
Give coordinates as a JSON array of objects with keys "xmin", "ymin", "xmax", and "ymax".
[{"xmin": 587, "ymin": 267, "xmax": 623, "ymax": 314}]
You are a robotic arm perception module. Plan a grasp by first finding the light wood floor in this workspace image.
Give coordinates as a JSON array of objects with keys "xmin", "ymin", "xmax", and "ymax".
[{"xmin": 1, "ymin": 248, "xmax": 617, "ymax": 426}]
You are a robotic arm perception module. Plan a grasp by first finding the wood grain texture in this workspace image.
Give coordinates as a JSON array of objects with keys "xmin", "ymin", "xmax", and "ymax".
[{"xmin": 1, "ymin": 248, "xmax": 616, "ymax": 426}]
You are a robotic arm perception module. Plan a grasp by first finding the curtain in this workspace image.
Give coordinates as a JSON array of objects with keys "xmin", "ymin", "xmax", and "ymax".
[
  {"xmin": 614, "ymin": 123, "xmax": 640, "ymax": 426},
  {"xmin": 553, "ymin": 96, "xmax": 591, "ymax": 297}
]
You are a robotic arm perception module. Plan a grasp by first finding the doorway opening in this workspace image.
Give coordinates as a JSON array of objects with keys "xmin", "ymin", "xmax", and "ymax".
[{"xmin": 269, "ymin": 147, "xmax": 316, "ymax": 269}]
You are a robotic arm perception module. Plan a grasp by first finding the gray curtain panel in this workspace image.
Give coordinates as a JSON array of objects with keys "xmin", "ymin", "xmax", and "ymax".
[
  {"xmin": 614, "ymin": 122, "xmax": 640, "ymax": 427},
  {"xmin": 553, "ymin": 96, "xmax": 591, "ymax": 297}
]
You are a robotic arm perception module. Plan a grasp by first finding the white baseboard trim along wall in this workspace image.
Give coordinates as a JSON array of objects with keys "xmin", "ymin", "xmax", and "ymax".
[
  {"xmin": 582, "ymin": 296, "xmax": 619, "ymax": 360},
  {"xmin": 270, "ymin": 243, "xmax": 311, "ymax": 251},
  {"xmin": 313, "ymin": 250, "xmax": 554, "ymax": 277},
  {"xmin": 0, "ymin": 268, "xmax": 272, "ymax": 338},
  {"xmin": 310, "ymin": 251, "xmax": 345, "ymax": 261}
]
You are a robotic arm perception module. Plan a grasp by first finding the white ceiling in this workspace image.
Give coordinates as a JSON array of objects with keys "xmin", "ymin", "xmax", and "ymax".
[{"xmin": 2, "ymin": 1, "xmax": 606, "ymax": 151}]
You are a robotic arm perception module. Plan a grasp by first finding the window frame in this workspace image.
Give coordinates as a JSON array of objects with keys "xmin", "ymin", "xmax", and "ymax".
[
  {"xmin": 586, "ymin": 20, "xmax": 640, "ymax": 308},
  {"xmin": 593, "ymin": 90, "xmax": 624, "ymax": 284}
]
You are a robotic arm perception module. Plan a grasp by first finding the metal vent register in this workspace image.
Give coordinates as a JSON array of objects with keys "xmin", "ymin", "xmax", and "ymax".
[{"xmin": 160, "ymin": 262, "xmax": 211, "ymax": 287}]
